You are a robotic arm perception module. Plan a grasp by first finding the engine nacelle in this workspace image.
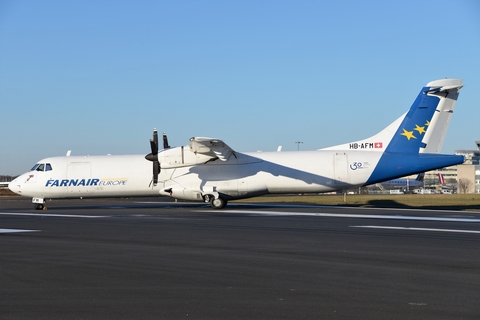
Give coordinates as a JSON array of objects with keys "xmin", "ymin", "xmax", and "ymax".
[{"xmin": 158, "ymin": 146, "xmax": 216, "ymax": 169}]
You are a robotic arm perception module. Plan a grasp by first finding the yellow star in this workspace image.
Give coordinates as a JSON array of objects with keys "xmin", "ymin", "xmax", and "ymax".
[
  {"xmin": 414, "ymin": 124, "xmax": 426, "ymax": 134},
  {"xmin": 425, "ymin": 120, "xmax": 430, "ymax": 127},
  {"xmin": 401, "ymin": 129, "xmax": 416, "ymax": 140}
]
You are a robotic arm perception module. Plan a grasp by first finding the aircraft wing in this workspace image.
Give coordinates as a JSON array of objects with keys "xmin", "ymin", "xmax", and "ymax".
[{"xmin": 189, "ymin": 137, "xmax": 237, "ymax": 162}]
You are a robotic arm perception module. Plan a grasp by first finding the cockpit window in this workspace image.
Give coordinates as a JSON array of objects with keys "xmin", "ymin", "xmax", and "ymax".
[{"xmin": 30, "ymin": 163, "xmax": 52, "ymax": 171}]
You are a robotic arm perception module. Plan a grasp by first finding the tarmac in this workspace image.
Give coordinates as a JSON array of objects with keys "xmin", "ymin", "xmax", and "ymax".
[{"xmin": 1, "ymin": 196, "xmax": 480, "ymax": 319}]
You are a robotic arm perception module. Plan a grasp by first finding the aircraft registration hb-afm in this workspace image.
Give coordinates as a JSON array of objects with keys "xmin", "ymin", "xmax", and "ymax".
[{"xmin": 10, "ymin": 79, "xmax": 465, "ymax": 210}]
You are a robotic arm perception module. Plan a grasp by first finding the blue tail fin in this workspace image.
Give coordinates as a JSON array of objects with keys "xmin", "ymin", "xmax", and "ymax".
[
  {"xmin": 384, "ymin": 86, "xmax": 442, "ymax": 153},
  {"xmin": 385, "ymin": 79, "xmax": 463, "ymax": 153},
  {"xmin": 365, "ymin": 79, "xmax": 464, "ymax": 185},
  {"xmin": 321, "ymin": 79, "xmax": 463, "ymax": 154}
]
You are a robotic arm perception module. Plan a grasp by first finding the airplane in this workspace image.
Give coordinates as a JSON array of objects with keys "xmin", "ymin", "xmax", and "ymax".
[
  {"xmin": 432, "ymin": 173, "xmax": 458, "ymax": 193},
  {"xmin": 368, "ymin": 171, "xmax": 454, "ymax": 191},
  {"xmin": 368, "ymin": 169, "xmax": 458, "ymax": 191},
  {"xmin": 368, "ymin": 173, "xmax": 425, "ymax": 191},
  {"xmin": 413, "ymin": 172, "xmax": 454, "ymax": 194},
  {"xmin": 9, "ymin": 78, "xmax": 465, "ymax": 210}
]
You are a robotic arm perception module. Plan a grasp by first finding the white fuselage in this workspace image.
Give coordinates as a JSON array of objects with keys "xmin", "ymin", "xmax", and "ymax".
[{"xmin": 9, "ymin": 150, "xmax": 382, "ymax": 201}]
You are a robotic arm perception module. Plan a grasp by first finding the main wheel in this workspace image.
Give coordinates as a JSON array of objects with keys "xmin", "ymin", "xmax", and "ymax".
[{"xmin": 210, "ymin": 197, "xmax": 227, "ymax": 209}]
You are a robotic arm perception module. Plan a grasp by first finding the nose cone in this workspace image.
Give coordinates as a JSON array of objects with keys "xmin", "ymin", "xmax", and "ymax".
[
  {"xmin": 8, "ymin": 178, "xmax": 20, "ymax": 195},
  {"xmin": 8, "ymin": 176, "xmax": 23, "ymax": 195}
]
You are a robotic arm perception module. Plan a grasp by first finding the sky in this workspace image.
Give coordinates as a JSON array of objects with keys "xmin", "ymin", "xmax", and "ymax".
[{"xmin": 1, "ymin": 0, "xmax": 479, "ymax": 175}]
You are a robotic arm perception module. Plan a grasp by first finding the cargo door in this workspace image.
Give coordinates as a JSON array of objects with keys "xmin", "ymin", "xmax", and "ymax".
[{"xmin": 333, "ymin": 153, "xmax": 349, "ymax": 185}]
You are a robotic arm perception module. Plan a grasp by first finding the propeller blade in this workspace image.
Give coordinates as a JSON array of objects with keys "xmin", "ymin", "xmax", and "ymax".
[
  {"xmin": 152, "ymin": 129, "xmax": 158, "ymax": 155},
  {"xmin": 162, "ymin": 132, "xmax": 170, "ymax": 149},
  {"xmin": 146, "ymin": 128, "xmax": 161, "ymax": 186},
  {"xmin": 146, "ymin": 129, "xmax": 159, "ymax": 161},
  {"xmin": 148, "ymin": 140, "xmax": 157, "ymax": 158},
  {"xmin": 153, "ymin": 161, "xmax": 160, "ymax": 186}
]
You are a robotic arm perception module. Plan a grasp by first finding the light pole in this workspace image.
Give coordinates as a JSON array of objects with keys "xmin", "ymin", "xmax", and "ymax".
[{"xmin": 295, "ymin": 141, "xmax": 303, "ymax": 151}]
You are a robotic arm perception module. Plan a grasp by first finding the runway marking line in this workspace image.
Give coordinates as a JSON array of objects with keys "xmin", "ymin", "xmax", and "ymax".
[
  {"xmin": 0, "ymin": 228, "xmax": 40, "ymax": 233},
  {"xmin": 200, "ymin": 210, "xmax": 480, "ymax": 223},
  {"xmin": 0, "ymin": 212, "xmax": 109, "ymax": 218},
  {"xmin": 351, "ymin": 225, "xmax": 480, "ymax": 234}
]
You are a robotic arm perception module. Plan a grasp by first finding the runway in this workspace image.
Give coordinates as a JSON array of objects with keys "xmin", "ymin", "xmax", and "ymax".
[{"xmin": 1, "ymin": 197, "xmax": 480, "ymax": 319}]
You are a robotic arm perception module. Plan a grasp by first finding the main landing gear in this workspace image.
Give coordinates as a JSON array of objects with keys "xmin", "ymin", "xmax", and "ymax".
[{"xmin": 204, "ymin": 194, "xmax": 227, "ymax": 209}]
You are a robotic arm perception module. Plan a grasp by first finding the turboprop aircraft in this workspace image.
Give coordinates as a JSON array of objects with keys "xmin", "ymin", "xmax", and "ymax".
[
  {"xmin": 371, "ymin": 171, "xmax": 450, "ymax": 191},
  {"xmin": 9, "ymin": 78, "xmax": 465, "ymax": 210},
  {"xmin": 369, "ymin": 173, "xmax": 425, "ymax": 191}
]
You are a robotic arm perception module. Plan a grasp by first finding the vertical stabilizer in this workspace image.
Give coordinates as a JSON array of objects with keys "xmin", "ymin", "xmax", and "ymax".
[
  {"xmin": 321, "ymin": 79, "xmax": 463, "ymax": 154},
  {"xmin": 415, "ymin": 172, "xmax": 425, "ymax": 182},
  {"xmin": 384, "ymin": 79, "xmax": 463, "ymax": 153},
  {"xmin": 438, "ymin": 173, "xmax": 446, "ymax": 185}
]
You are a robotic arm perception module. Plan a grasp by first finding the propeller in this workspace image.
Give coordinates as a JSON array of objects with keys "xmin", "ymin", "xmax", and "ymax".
[
  {"xmin": 145, "ymin": 129, "xmax": 160, "ymax": 186},
  {"xmin": 162, "ymin": 132, "xmax": 170, "ymax": 149}
]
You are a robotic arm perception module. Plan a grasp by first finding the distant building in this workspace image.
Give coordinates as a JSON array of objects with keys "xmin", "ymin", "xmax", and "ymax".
[
  {"xmin": 455, "ymin": 140, "xmax": 480, "ymax": 194},
  {"xmin": 404, "ymin": 141, "xmax": 480, "ymax": 194},
  {"xmin": 424, "ymin": 167, "xmax": 457, "ymax": 185},
  {"xmin": 455, "ymin": 141, "xmax": 480, "ymax": 165},
  {"xmin": 0, "ymin": 175, "xmax": 15, "ymax": 189}
]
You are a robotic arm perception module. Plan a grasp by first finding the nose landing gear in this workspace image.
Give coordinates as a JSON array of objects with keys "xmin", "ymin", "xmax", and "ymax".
[{"xmin": 32, "ymin": 198, "xmax": 47, "ymax": 210}]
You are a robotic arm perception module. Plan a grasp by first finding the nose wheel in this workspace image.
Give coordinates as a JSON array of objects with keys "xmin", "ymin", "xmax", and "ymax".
[{"xmin": 34, "ymin": 204, "xmax": 47, "ymax": 210}]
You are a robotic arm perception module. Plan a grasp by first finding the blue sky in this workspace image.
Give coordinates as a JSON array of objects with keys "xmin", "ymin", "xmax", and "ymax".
[{"xmin": 1, "ymin": 0, "xmax": 479, "ymax": 175}]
